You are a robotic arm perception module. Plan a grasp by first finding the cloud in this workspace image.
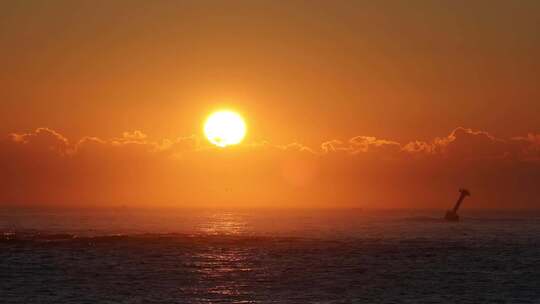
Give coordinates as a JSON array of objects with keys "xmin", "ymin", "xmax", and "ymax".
[
  {"xmin": 4, "ymin": 126, "xmax": 535, "ymax": 161},
  {"xmin": 7, "ymin": 127, "xmax": 70, "ymax": 155},
  {"xmin": 401, "ymin": 127, "xmax": 520, "ymax": 160},
  {"xmin": 512, "ymin": 133, "xmax": 540, "ymax": 161},
  {"xmin": 121, "ymin": 130, "xmax": 147, "ymax": 141},
  {"xmin": 320, "ymin": 127, "xmax": 530, "ymax": 161},
  {"xmin": 0, "ymin": 127, "xmax": 539, "ymax": 209},
  {"xmin": 278, "ymin": 142, "xmax": 317, "ymax": 154},
  {"xmin": 321, "ymin": 136, "xmax": 401, "ymax": 155}
]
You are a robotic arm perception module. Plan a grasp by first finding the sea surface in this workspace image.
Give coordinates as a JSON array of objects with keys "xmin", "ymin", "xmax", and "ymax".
[{"xmin": 1, "ymin": 209, "xmax": 539, "ymax": 303}]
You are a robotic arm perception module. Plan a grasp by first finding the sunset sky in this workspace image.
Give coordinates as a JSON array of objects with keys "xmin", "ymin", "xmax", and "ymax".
[{"xmin": 1, "ymin": 1, "xmax": 539, "ymax": 209}]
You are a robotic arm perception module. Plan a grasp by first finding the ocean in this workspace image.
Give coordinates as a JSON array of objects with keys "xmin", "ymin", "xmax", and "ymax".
[{"xmin": 1, "ymin": 209, "xmax": 539, "ymax": 303}]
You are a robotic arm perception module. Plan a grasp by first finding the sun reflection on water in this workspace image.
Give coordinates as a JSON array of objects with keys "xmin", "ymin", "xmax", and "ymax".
[
  {"xmin": 197, "ymin": 212, "xmax": 248, "ymax": 236},
  {"xmin": 188, "ymin": 212, "xmax": 256, "ymax": 302}
]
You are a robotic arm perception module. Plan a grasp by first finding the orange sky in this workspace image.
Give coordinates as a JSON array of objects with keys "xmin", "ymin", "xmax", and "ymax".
[{"xmin": 1, "ymin": 1, "xmax": 539, "ymax": 209}]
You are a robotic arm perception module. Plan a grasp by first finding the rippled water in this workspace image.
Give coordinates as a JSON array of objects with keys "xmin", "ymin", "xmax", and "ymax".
[{"xmin": 1, "ymin": 209, "xmax": 540, "ymax": 303}]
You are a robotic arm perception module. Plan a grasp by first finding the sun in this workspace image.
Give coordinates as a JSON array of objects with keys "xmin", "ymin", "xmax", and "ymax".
[{"xmin": 204, "ymin": 110, "xmax": 247, "ymax": 147}]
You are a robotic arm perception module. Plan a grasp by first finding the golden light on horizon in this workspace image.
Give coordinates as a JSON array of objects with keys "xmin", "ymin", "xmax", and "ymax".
[{"xmin": 204, "ymin": 110, "xmax": 247, "ymax": 147}]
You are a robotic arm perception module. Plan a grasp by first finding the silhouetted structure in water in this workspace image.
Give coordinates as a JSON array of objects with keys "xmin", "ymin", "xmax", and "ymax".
[{"xmin": 444, "ymin": 188, "xmax": 471, "ymax": 221}]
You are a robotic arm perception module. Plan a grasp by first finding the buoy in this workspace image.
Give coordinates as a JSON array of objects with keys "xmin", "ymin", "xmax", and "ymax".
[{"xmin": 444, "ymin": 188, "xmax": 470, "ymax": 221}]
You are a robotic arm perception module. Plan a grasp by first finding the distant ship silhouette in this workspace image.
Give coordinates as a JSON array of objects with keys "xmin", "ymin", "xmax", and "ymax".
[{"xmin": 444, "ymin": 188, "xmax": 470, "ymax": 221}]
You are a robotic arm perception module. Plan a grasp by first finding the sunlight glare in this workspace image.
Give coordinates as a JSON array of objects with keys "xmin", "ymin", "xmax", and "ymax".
[{"xmin": 204, "ymin": 110, "xmax": 247, "ymax": 147}]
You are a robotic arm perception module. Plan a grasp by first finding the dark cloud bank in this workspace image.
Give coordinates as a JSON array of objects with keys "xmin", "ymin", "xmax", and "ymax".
[{"xmin": 1, "ymin": 127, "xmax": 539, "ymax": 209}]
